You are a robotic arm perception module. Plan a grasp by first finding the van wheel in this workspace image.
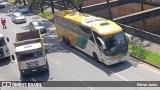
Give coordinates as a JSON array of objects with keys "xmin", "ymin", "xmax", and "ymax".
[{"xmin": 93, "ymin": 52, "xmax": 100, "ymax": 62}]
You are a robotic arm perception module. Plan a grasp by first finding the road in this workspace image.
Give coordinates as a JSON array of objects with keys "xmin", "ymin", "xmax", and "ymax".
[{"xmin": 0, "ymin": 2, "xmax": 160, "ymax": 90}]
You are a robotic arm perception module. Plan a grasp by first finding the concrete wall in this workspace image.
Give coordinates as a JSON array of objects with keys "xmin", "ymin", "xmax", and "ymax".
[{"xmin": 119, "ymin": 23, "xmax": 160, "ymax": 44}]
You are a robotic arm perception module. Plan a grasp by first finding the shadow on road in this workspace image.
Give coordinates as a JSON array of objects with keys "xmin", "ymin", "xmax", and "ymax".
[
  {"xmin": 0, "ymin": 3, "xmax": 17, "ymax": 14},
  {"xmin": 43, "ymin": 30, "xmax": 71, "ymax": 54},
  {"xmin": 20, "ymin": 71, "xmax": 50, "ymax": 83},
  {"xmin": 41, "ymin": 19, "xmax": 54, "ymax": 29},
  {"xmin": 0, "ymin": 57, "xmax": 11, "ymax": 66},
  {"xmin": 42, "ymin": 29, "xmax": 133, "ymax": 75},
  {"xmin": 65, "ymin": 47, "xmax": 133, "ymax": 76}
]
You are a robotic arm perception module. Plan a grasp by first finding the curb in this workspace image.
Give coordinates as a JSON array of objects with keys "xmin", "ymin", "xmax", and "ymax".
[{"xmin": 130, "ymin": 55, "xmax": 160, "ymax": 69}]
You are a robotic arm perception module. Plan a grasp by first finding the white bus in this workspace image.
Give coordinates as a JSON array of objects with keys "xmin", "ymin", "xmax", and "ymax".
[{"xmin": 54, "ymin": 10, "xmax": 129, "ymax": 65}]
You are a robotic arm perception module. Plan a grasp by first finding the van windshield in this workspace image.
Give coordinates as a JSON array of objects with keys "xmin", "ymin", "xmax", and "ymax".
[
  {"xmin": 17, "ymin": 51, "xmax": 43, "ymax": 61},
  {"xmin": 0, "ymin": 37, "xmax": 6, "ymax": 47}
]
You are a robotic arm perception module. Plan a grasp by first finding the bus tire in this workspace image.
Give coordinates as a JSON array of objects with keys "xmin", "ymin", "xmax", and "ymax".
[
  {"xmin": 63, "ymin": 36, "xmax": 66, "ymax": 42},
  {"xmin": 66, "ymin": 39, "xmax": 72, "ymax": 47},
  {"xmin": 93, "ymin": 52, "xmax": 100, "ymax": 62},
  {"xmin": 11, "ymin": 55, "xmax": 15, "ymax": 60}
]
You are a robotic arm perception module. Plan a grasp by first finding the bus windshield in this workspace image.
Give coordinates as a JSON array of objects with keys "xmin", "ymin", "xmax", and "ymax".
[
  {"xmin": 17, "ymin": 50, "xmax": 43, "ymax": 61},
  {"xmin": 103, "ymin": 32, "xmax": 128, "ymax": 56},
  {"xmin": 0, "ymin": 38, "xmax": 6, "ymax": 47}
]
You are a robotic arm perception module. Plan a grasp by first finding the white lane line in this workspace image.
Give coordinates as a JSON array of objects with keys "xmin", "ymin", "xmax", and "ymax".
[
  {"xmin": 111, "ymin": 71, "xmax": 129, "ymax": 81},
  {"xmin": 31, "ymin": 78, "xmax": 37, "ymax": 82},
  {"xmin": 57, "ymin": 62, "xmax": 60, "ymax": 65},
  {"xmin": 88, "ymin": 87, "xmax": 94, "ymax": 90},
  {"xmin": 80, "ymin": 80, "xmax": 94, "ymax": 90},
  {"xmin": 129, "ymin": 61, "xmax": 160, "ymax": 74},
  {"xmin": 11, "ymin": 29, "xmax": 17, "ymax": 33},
  {"xmin": 48, "ymin": 56, "xmax": 60, "ymax": 66},
  {"xmin": 140, "ymin": 64, "xmax": 160, "ymax": 75}
]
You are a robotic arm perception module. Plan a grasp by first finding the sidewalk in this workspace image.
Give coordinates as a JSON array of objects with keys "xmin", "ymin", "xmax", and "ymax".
[{"xmin": 44, "ymin": 7, "xmax": 160, "ymax": 54}]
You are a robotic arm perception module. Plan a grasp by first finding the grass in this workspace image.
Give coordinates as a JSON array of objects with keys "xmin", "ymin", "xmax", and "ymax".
[
  {"xmin": 31, "ymin": 9, "xmax": 54, "ymax": 20},
  {"xmin": 6, "ymin": 0, "xmax": 15, "ymax": 3},
  {"xmin": 129, "ymin": 43, "xmax": 160, "ymax": 67}
]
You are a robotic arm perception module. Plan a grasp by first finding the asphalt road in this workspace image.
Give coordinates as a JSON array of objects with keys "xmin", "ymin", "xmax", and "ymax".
[{"xmin": 0, "ymin": 2, "xmax": 160, "ymax": 90}]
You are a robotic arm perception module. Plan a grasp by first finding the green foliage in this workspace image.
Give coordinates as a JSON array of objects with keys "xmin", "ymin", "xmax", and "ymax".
[
  {"xmin": 31, "ymin": 9, "xmax": 53, "ymax": 20},
  {"xmin": 129, "ymin": 43, "xmax": 160, "ymax": 67}
]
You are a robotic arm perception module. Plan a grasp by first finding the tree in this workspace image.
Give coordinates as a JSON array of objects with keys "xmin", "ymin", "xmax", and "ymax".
[
  {"xmin": 39, "ymin": 0, "xmax": 44, "ymax": 13},
  {"xmin": 75, "ymin": 0, "xmax": 83, "ymax": 12},
  {"xmin": 106, "ymin": 0, "xmax": 113, "ymax": 20},
  {"xmin": 50, "ymin": 0, "xmax": 54, "ymax": 14},
  {"xmin": 61, "ymin": 0, "xmax": 80, "ymax": 12},
  {"xmin": 18, "ymin": 0, "xmax": 21, "ymax": 4},
  {"xmin": 15, "ymin": 0, "xmax": 18, "ymax": 3},
  {"xmin": 23, "ymin": 0, "xmax": 27, "ymax": 6}
]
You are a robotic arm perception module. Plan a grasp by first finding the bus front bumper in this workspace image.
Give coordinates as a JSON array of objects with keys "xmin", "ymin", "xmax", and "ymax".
[
  {"xmin": 104, "ymin": 54, "xmax": 129, "ymax": 65},
  {"xmin": 20, "ymin": 65, "xmax": 49, "ymax": 75}
]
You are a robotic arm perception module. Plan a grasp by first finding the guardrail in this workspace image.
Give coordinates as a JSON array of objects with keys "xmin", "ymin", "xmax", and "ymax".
[{"xmin": 119, "ymin": 23, "xmax": 160, "ymax": 44}]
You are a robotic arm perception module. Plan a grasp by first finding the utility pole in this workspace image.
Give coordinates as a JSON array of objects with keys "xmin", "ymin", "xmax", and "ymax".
[
  {"xmin": 140, "ymin": 0, "xmax": 146, "ymax": 31},
  {"xmin": 50, "ymin": 0, "xmax": 54, "ymax": 14}
]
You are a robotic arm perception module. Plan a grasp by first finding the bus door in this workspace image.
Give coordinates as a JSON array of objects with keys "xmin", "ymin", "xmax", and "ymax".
[{"xmin": 75, "ymin": 26, "xmax": 96, "ymax": 56}]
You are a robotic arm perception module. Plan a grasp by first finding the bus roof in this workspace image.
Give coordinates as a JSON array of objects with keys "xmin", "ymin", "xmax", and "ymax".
[{"xmin": 55, "ymin": 10, "xmax": 123, "ymax": 35}]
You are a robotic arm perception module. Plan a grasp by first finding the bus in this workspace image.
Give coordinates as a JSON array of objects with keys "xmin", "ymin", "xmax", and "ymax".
[{"xmin": 54, "ymin": 10, "xmax": 129, "ymax": 65}]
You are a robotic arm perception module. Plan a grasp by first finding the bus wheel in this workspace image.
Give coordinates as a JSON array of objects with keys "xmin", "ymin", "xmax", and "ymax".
[
  {"xmin": 66, "ymin": 39, "xmax": 72, "ymax": 47},
  {"xmin": 11, "ymin": 55, "xmax": 15, "ymax": 60},
  {"xmin": 93, "ymin": 53, "xmax": 99, "ymax": 62},
  {"xmin": 63, "ymin": 37, "xmax": 66, "ymax": 42}
]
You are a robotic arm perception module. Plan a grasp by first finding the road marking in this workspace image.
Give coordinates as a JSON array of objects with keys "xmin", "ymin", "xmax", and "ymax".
[
  {"xmin": 129, "ymin": 61, "xmax": 160, "ymax": 74},
  {"xmin": 11, "ymin": 29, "xmax": 17, "ymax": 33},
  {"xmin": 111, "ymin": 71, "xmax": 129, "ymax": 81},
  {"xmin": 31, "ymin": 78, "xmax": 36, "ymax": 82},
  {"xmin": 80, "ymin": 80, "xmax": 94, "ymax": 90},
  {"xmin": 88, "ymin": 87, "xmax": 94, "ymax": 90},
  {"xmin": 140, "ymin": 64, "xmax": 160, "ymax": 75},
  {"xmin": 48, "ymin": 56, "xmax": 60, "ymax": 66}
]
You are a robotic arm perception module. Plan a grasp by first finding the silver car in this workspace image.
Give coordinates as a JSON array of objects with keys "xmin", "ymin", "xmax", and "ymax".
[
  {"xmin": 11, "ymin": 13, "xmax": 26, "ymax": 24},
  {"xmin": 29, "ymin": 21, "xmax": 47, "ymax": 34}
]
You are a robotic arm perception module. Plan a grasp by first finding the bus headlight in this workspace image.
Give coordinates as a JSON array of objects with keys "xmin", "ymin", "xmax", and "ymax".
[{"xmin": 19, "ymin": 65, "xmax": 24, "ymax": 70}]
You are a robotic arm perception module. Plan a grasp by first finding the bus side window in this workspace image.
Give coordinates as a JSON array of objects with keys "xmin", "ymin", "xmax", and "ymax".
[{"xmin": 80, "ymin": 26, "xmax": 91, "ymax": 34}]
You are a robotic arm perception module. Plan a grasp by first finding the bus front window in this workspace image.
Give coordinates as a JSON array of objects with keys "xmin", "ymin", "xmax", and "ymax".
[
  {"xmin": 17, "ymin": 50, "xmax": 43, "ymax": 61},
  {"xmin": 103, "ymin": 32, "xmax": 128, "ymax": 56},
  {"xmin": 0, "ymin": 38, "xmax": 6, "ymax": 47}
]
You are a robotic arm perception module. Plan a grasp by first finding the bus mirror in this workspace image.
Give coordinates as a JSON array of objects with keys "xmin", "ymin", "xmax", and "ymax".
[
  {"xmin": 6, "ymin": 37, "xmax": 9, "ymax": 42},
  {"xmin": 125, "ymin": 33, "xmax": 131, "ymax": 42},
  {"xmin": 97, "ymin": 37, "xmax": 106, "ymax": 49}
]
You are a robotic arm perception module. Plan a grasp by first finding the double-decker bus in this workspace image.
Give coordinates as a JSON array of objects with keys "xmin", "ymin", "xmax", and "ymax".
[{"xmin": 54, "ymin": 10, "xmax": 129, "ymax": 65}]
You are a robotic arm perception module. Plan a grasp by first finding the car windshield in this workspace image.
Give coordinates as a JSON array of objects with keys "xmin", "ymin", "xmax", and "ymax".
[
  {"xmin": 17, "ymin": 50, "xmax": 43, "ymax": 61},
  {"xmin": 102, "ymin": 32, "xmax": 128, "ymax": 56},
  {"xmin": 15, "ymin": 13, "xmax": 23, "ymax": 17},
  {"xmin": 18, "ymin": 6, "xmax": 25, "ymax": 9},
  {"xmin": 33, "ymin": 22, "xmax": 43, "ymax": 27},
  {"xmin": 0, "ymin": 37, "xmax": 6, "ymax": 47}
]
